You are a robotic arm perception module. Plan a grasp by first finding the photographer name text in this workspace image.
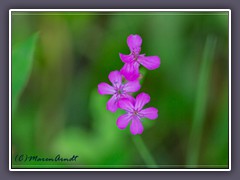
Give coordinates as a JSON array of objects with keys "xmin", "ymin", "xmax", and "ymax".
[{"xmin": 14, "ymin": 154, "xmax": 79, "ymax": 162}]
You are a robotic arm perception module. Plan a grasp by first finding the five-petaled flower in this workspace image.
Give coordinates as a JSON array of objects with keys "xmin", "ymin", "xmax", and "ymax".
[
  {"xmin": 117, "ymin": 92, "xmax": 158, "ymax": 135},
  {"xmin": 98, "ymin": 70, "xmax": 140, "ymax": 112},
  {"xmin": 119, "ymin": 34, "xmax": 161, "ymax": 81}
]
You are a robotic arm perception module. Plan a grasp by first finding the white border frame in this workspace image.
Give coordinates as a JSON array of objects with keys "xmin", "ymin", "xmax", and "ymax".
[{"xmin": 9, "ymin": 9, "xmax": 231, "ymax": 172}]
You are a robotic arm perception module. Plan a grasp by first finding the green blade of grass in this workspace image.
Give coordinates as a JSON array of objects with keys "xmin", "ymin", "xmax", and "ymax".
[{"xmin": 186, "ymin": 36, "xmax": 217, "ymax": 167}]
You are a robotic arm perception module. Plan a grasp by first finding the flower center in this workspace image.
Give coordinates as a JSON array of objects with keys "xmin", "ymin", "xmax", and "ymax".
[
  {"xmin": 115, "ymin": 85, "xmax": 125, "ymax": 96},
  {"xmin": 132, "ymin": 109, "xmax": 139, "ymax": 116},
  {"xmin": 117, "ymin": 89, "xmax": 123, "ymax": 94},
  {"xmin": 132, "ymin": 52, "xmax": 139, "ymax": 61}
]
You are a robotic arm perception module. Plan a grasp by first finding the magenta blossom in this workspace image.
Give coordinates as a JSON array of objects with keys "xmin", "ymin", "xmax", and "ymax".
[
  {"xmin": 119, "ymin": 34, "xmax": 161, "ymax": 81},
  {"xmin": 117, "ymin": 92, "xmax": 158, "ymax": 135},
  {"xmin": 98, "ymin": 70, "xmax": 140, "ymax": 112}
]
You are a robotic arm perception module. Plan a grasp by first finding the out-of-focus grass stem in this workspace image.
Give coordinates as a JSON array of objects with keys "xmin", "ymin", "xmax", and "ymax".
[
  {"xmin": 186, "ymin": 36, "xmax": 217, "ymax": 168},
  {"xmin": 132, "ymin": 136, "xmax": 158, "ymax": 168}
]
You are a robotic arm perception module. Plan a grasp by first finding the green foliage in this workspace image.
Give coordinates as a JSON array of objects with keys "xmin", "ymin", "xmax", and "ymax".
[
  {"xmin": 50, "ymin": 89, "xmax": 131, "ymax": 167},
  {"xmin": 12, "ymin": 33, "xmax": 39, "ymax": 113}
]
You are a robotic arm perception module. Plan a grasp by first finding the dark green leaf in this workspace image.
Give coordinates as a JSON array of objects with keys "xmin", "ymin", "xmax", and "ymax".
[{"xmin": 12, "ymin": 33, "xmax": 39, "ymax": 113}]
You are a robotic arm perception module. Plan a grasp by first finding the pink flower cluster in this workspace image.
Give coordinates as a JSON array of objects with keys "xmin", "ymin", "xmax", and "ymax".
[{"xmin": 98, "ymin": 34, "xmax": 160, "ymax": 135}]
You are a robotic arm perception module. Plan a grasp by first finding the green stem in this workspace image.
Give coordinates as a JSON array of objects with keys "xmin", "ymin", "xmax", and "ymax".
[
  {"xmin": 131, "ymin": 68, "xmax": 157, "ymax": 168},
  {"xmin": 186, "ymin": 36, "xmax": 217, "ymax": 168},
  {"xmin": 132, "ymin": 136, "xmax": 158, "ymax": 168}
]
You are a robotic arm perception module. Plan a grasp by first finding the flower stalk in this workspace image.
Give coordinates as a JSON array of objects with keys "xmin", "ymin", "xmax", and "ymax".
[{"xmin": 132, "ymin": 136, "xmax": 158, "ymax": 167}]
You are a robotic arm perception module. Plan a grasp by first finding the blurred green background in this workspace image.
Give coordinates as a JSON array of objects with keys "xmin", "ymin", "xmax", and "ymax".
[{"xmin": 11, "ymin": 11, "xmax": 229, "ymax": 169}]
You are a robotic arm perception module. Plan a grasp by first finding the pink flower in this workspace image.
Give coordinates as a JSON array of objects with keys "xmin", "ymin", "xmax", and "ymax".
[
  {"xmin": 117, "ymin": 92, "xmax": 158, "ymax": 135},
  {"xmin": 98, "ymin": 70, "xmax": 140, "ymax": 112},
  {"xmin": 119, "ymin": 34, "xmax": 161, "ymax": 81}
]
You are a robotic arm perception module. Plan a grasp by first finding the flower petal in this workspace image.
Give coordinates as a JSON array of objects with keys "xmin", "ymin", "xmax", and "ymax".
[
  {"xmin": 118, "ymin": 98, "xmax": 134, "ymax": 112},
  {"xmin": 119, "ymin": 53, "xmax": 134, "ymax": 63},
  {"xmin": 138, "ymin": 55, "xmax": 160, "ymax": 70},
  {"xmin": 123, "ymin": 80, "xmax": 141, "ymax": 93},
  {"xmin": 122, "ymin": 94, "xmax": 135, "ymax": 105},
  {"xmin": 120, "ymin": 62, "xmax": 140, "ymax": 81},
  {"xmin": 130, "ymin": 116, "xmax": 144, "ymax": 135},
  {"xmin": 140, "ymin": 107, "xmax": 158, "ymax": 120},
  {"xmin": 116, "ymin": 114, "xmax": 132, "ymax": 130},
  {"xmin": 107, "ymin": 95, "xmax": 118, "ymax": 112},
  {"xmin": 127, "ymin": 34, "xmax": 142, "ymax": 54},
  {"xmin": 108, "ymin": 70, "xmax": 122, "ymax": 88},
  {"xmin": 135, "ymin": 92, "xmax": 150, "ymax": 110},
  {"xmin": 98, "ymin": 82, "xmax": 115, "ymax": 95}
]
